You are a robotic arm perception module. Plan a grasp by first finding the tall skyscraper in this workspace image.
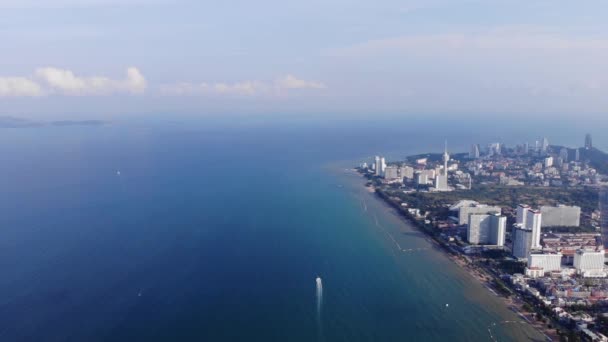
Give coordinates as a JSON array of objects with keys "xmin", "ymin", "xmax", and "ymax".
[
  {"xmin": 575, "ymin": 148, "xmax": 580, "ymax": 161},
  {"xmin": 541, "ymin": 137, "xmax": 549, "ymax": 153},
  {"xmin": 469, "ymin": 144, "xmax": 480, "ymax": 159},
  {"xmin": 512, "ymin": 227, "xmax": 533, "ymax": 259},
  {"xmin": 467, "ymin": 212, "xmax": 506, "ymax": 246},
  {"xmin": 516, "ymin": 204, "xmax": 530, "ymax": 226},
  {"xmin": 585, "ymin": 133, "xmax": 593, "ymax": 150},
  {"xmin": 526, "ymin": 209, "xmax": 542, "ymax": 248},
  {"xmin": 434, "ymin": 142, "xmax": 449, "ymax": 191}
]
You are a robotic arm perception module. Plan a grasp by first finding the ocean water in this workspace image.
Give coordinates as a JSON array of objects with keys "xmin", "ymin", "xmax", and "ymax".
[{"xmin": 0, "ymin": 115, "xmax": 601, "ymax": 341}]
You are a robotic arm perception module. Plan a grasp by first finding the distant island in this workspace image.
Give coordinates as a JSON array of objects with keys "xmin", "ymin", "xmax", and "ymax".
[{"xmin": 358, "ymin": 134, "xmax": 608, "ymax": 341}]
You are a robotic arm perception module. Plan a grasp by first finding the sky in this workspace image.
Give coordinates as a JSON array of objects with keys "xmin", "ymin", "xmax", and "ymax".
[{"xmin": 2, "ymin": 0, "xmax": 608, "ymax": 118}]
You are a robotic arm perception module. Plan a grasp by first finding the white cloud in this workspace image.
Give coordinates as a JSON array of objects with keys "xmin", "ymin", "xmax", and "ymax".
[
  {"xmin": 35, "ymin": 67, "xmax": 146, "ymax": 95},
  {"xmin": 160, "ymin": 75, "xmax": 326, "ymax": 96},
  {"xmin": 0, "ymin": 67, "xmax": 146, "ymax": 97},
  {"xmin": 275, "ymin": 75, "xmax": 326, "ymax": 90},
  {"xmin": 0, "ymin": 77, "xmax": 44, "ymax": 97}
]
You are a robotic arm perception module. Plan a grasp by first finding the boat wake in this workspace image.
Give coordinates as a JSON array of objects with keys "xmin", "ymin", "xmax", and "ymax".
[{"xmin": 316, "ymin": 276, "xmax": 323, "ymax": 340}]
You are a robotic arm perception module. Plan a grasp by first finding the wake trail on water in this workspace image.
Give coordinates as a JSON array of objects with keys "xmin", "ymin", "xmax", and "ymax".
[
  {"xmin": 316, "ymin": 277, "xmax": 323, "ymax": 341},
  {"xmin": 374, "ymin": 214, "xmax": 403, "ymax": 251}
]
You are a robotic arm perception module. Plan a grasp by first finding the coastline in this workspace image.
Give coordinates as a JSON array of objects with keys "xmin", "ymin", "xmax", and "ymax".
[
  {"xmin": 323, "ymin": 162, "xmax": 554, "ymax": 341},
  {"xmin": 359, "ymin": 173, "xmax": 557, "ymax": 341}
]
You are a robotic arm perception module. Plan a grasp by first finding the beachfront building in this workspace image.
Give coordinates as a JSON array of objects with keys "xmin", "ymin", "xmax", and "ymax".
[
  {"xmin": 574, "ymin": 249, "xmax": 607, "ymax": 278},
  {"xmin": 384, "ymin": 166, "xmax": 399, "ymax": 180},
  {"xmin": 513, "ymin": 226, "xmax": 534, "ymax": 259},
  {"xmin": 453, "ymin": 202, "xmax": 502, "ymax": 225},
  {"xmin": 467, "ymin": 212, "xmax": 506, "ymax": 246},
  {"xmin": 528, "ymin": 253, "xmax": 562, "ymax": 273},
  {"xmin": 374, "ymin": 156, "xmax": 387, "ymax": 176},
  {"xmin": 540, "ymin": 205, "xmax": 581, "ymax": 227}
]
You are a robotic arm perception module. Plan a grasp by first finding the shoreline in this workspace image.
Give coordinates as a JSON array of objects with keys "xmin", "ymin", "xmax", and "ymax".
[{"xmin": 355, "ymin": 172, "xmax": 557, "ymax": 341}]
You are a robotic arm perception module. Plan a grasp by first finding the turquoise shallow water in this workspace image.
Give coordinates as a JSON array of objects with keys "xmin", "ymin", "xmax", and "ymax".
[{"xmin": 0, "ymin": 116, "xmax": 592, "ymax": 341}]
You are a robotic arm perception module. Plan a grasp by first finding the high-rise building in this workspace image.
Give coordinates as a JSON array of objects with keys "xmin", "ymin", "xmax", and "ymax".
[
  {"xmin": 526, "ymin": 209, "xmax": 542, "ymax": 248},
  {"xmin": 457, "ymin": 203, "xmax": 502, "ymax": 225},
  {"xmin": 540, "ymin": 205, "xmax": 581, "ymax": 227},
  {"xmin": 434, "ymin": 142, "xmax": 450, "ymax": 191},
  {"xmin": 416, "ymin": 173, "xmax": 429, "ymax": 185},
  {"xmin": 469, "ymin": 144, "xmax": 480, "ymax": 159},
  {"xmin": 585, "ymin": 133, "xmax": 593, "ymax": 150},
  {"xmin": 541, "ymin": 137, "xmax": 549, "ymax": 153},
  {"xmin": 559, "ymin": 148, "xmax": 569, "ymax": 162},
  {"xmin": 523, "ymin": 142, "xmax": 529, "ymax": 155},
  {"xmin": 490, "ymin": 213, "xmax": 507, "ymax": 246},
  {"xmin": 512, "ymin": 226, "xmax": 533, "ymax": 259},
  {"xmin": 384, "ymin": 166, "xmax": 399, "ymax": 180},
  {"xmin": 467, "ymin": 212, "xmax": 506, "ymax": 246},
  {"xmin": 516, "ymin": 204, "xmax": 530, "ymax": 226},
  {"xmin": 374, "ymin": 156, "xmax": 386, "ymax": 176},
  {"xmin": 399, "ymin": 165, "xmax": 414, "ymax": 179},
  {"xmin": 574, "ymin": 249, "xmax": 606, "ymax": 277},
  {"xmin": 544, "ymin": 156, "xmax": 553, "ymax": 168}
]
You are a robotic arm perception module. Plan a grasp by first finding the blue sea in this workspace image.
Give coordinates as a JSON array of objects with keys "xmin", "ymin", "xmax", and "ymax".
[{"xmin": 0, "ymin": 114, "xmax": 603, "ymax": 341}]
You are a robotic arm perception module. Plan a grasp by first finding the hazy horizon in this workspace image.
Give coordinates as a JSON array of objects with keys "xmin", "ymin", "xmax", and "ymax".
[{"xmin": 3, "ymin": 1, "xmax": 608, "ymax": 118}]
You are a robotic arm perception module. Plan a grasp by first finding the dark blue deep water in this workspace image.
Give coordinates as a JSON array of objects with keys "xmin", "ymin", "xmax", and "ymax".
[{"xmin": 0, "ymin": 115, "xmax": 602, "ymax": 341}]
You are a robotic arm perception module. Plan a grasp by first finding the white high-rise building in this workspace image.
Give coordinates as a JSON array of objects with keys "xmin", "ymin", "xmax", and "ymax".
[
  {"xmin": 374, "ymin": 156, "xmax": 387, "ymax": 176},
  {"xmin": 467, "ymin": 212, "xmax": 506, "ymax": 246},
  {"xmin": 528, "ymin": 253, "xmax": 562, "ymax": 272},
  {"xmin": 541, "ymin": 137, "xmax": 549, "ymax": 153},
  {"xmin": 434, "ymin": 142, "xmax": 450, "ymax": 191},
  {"xmin": 574, "ymin": 249, "xmax": 606, "ymax": 277},
  {"xmin": 544, "ymin": 156, "xmax": 553, "ymax": 168},
  {"xmin": 492, "ymin": 214, "xmax": 507, "ymax": 246},
  {"xmin": 516, "ymin": 204, "xmax": 530, "ymax": 226},
  {"xmin": 399, "ymin": 165, "xmax": 414, "ymax": 179},
  {"xmin": 384, "ymin": 166, "xmax": 399, "ymax": 180},
  {"xmin": 526, "ymin": 209, "xmax": 542, "ymax": 248},
  {"xmin": 457, "ymin": 203, "xmax": 502, "ymax": 225},
  {"xmin": 416, "ymin": 173, "xmax": 429, "ymax": 185},
  {"xmin": 513, "ymin": 227, "xmax": 533, "ymax": 259}
]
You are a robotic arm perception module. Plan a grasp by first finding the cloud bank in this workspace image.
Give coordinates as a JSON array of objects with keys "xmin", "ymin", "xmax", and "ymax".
[
  {"xmin": 0, "ymin": 67, "xmax": 146, "ymax": 97},
  {"xmin": 160, "ymin": 75, "xmax": 326, "ymax": 96}
]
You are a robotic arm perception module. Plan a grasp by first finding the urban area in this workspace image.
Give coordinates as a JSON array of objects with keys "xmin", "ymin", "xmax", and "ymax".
[{"xmin": 359, "ymin": 134, "xmax": 608, "ymax": 341}]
